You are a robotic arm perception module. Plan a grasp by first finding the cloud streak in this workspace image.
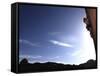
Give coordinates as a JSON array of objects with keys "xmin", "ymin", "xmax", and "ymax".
[
  {"xmin": 49, "ymin": 56, "xmax": 62, "ymax": 59},
  {"xmin": 49, "ymin": 40, "xmax": 73, "ymax": 48},
  {"xmin": 19, "ymin": 39, "xmax": 40, "ymax": 47},
  {"xmin": 20, "ymin": 55, "xmax": 42, "ymax": 59},
  {"xmin": 71, "ymin": 50, "xmax": 81, "ymax": 56}
]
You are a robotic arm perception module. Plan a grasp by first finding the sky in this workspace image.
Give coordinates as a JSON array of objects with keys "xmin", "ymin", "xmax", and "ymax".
[{"xmin": 19, "ymin": 4, "xmax": 96, "ymax": 65}]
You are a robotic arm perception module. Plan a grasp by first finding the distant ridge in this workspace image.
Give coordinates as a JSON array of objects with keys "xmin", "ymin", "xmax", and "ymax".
[{"xmin": 18, "ymin": 59, "xmax": 97, "ymax": 73}]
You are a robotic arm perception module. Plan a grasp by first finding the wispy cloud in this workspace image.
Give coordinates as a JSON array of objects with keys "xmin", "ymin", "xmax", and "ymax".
[
  {"xmin": 49, "ymin": 56, "xmax": 62, "ymax": 59},
  {"xmin": 71, "ymin": 50, "xmax": 81, "ymax": 56},
  {"xmin": 19, "ymin": 39, "xmax": 40, "ymax": 47},
  {"xmin": 20, "ymin": 55, "xmax": 42, "ymax": 59},
  {"xmin": 49, "ymin": 40, "xmax": 73, "ymax": 48}
]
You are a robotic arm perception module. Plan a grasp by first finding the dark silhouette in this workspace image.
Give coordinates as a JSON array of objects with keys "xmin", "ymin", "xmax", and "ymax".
[
  {"xmin": 20, "ymin": 58, "xmax": 28, "ymax": 64},
  {"xmin": 18, "ymin": 59, "xmax": 97, "ymax": 73}
]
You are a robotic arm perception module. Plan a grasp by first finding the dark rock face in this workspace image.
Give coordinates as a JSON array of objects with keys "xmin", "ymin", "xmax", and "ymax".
[
  {"xmin": 85, "ymin": 8, "xmax": 97, "ymax": 54},
  {"xmin": 18, "ymin": 59, "xmax": 97, "ymax": 73}
]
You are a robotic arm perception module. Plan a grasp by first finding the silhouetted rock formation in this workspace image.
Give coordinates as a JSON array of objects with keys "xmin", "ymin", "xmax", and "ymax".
[
  {"xmin": 78, "ymin": 59, "xmax": 97, "ymax": 69},
  {"xmin": 18, "ymin": 59, "xmax": 97, "ymax": 73},
  {"xmin": 20, "ymin": 58, "xmax": 28, "ymax": 64}
]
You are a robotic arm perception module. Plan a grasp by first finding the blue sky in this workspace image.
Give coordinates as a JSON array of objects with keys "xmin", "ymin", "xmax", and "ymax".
[{"xmin": 19, "ymin": 4, "xmax": 95, "ymax": 64}]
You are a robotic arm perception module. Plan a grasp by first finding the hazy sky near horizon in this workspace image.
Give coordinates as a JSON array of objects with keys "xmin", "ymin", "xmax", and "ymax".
[{"xmin": 19, "ymin": 4, "xmax": 95, "ymax": 64}]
